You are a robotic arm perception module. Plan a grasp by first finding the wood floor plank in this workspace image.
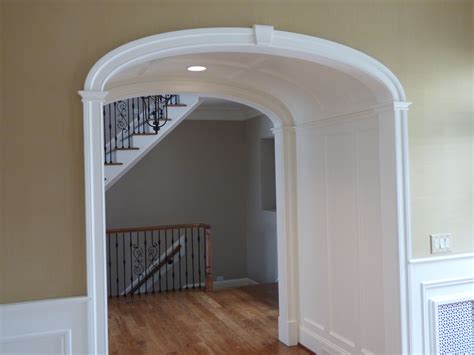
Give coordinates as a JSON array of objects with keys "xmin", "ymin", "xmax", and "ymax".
[{"xmin": 108, "ymin": 283, "xmax": 313, "ymax": 354}]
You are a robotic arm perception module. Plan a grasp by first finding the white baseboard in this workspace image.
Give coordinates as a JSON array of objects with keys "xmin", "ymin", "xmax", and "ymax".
[
  {"xmin": 0, "ymin": 296, "xmax": 89, "ymax": 355},
  {"xmin": 183, "ymin": 277, "xmax": 259, "ymax": 290},
  {"xmin": 213, "ymin": 277, "xmax": 258, "ymax": 290},
  {"xmin": 278, "ymin": 318, "xmax": 298, "ymax": 346},
  {"xmin": 299, "ymin": 325, "xmax": 348, "ymax": 355}
]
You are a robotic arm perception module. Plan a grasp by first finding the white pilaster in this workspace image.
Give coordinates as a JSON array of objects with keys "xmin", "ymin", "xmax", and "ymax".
[
  {"xmin": 273, "ymin": 125, "xmax": 299, "ymax": 346},
  {"xmin": 78, "ymin": 90, "xmax": 109, "ymax": 355},
  {"xmin": 375, "ymin": 101, "xmax": 411, "ymax": 355}
]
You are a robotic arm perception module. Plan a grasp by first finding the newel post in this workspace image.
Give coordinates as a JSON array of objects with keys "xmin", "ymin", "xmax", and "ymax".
[{"xmin": 205, "ymin": 226, "xmax": 213, "ymax": 291}]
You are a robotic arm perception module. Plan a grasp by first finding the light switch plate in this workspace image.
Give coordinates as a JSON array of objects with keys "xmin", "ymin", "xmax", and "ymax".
[{"xmin": 430, "ymin": 233, "xmax": 452, "ymax": 254}]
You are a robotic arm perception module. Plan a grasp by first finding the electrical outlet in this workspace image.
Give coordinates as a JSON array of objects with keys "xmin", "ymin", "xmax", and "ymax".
[
  {"xmin": 430, "ymin": 233, "xmax": 452, "ymax": 254},
  {"xmin": 216, "ymin": 276, "xmax": 224, "ymax": 281}
]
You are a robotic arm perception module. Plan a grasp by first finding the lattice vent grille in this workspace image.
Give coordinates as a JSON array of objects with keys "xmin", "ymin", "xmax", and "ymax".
[{"xmin": 436, "ymin": 300, "xmax": 474, "ymax": 354}]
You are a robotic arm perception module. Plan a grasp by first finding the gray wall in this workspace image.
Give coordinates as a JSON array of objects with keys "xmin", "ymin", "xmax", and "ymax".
[
  {"xmin": 106, "ymin": 120, "xmax": 247, "ymax": 281},
  {"xmin": 106, "ymin": 117, "xmax": 277, "ymax": 283},
  {"xmin": 243, "ymin": 116, "xmax": 278, "ymax": 283}
]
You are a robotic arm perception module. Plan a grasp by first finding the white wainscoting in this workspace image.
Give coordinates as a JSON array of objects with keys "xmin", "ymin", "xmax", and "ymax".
[
  {"xmin": 0, "ymin": 296, "xmax": 89, "ymax": 354},
  {"xmin": 296, "ymin": 111, "xmax": 387, "ymax": 354},
  {"xmin": 408, "ymin": 253, "xmax": 474, "ymax": 354}
]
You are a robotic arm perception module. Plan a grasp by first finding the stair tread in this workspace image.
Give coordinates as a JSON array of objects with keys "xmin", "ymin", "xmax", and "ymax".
[
  {"xmin": 105, "ymin": 162, "xmax": 123, "ymax": 166},
  {"xmin": 113, "ymin": 147, "xmax": 139, "ymax": 151},
  {"xmin": 168, "ymin": 104, "xmax": 187, "ymax": 107}
]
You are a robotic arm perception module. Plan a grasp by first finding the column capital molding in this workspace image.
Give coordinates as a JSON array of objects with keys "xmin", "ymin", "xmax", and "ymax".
[
  {"xmin": 373, "ymin": 101, "xmax": 412, "ymax": 114},
  {"xmin": 78, "ymin": 90, "xmax": 109, "ymax": 102},
  {"xmin": 271, "ymin": 125, "xmax": 295, "ymax": 135}
]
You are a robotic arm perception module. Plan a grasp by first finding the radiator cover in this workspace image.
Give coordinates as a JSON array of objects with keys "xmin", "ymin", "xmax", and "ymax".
[{"xmin": 432, "ymin": 294, "xmax": 474, "ymax": 354}]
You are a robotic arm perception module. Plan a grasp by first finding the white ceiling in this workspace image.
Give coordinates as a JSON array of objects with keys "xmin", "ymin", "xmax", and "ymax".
[
  {"xmin": 188, "ymin": 98, "xmax": 262, "ymax": 121},
  {"xmin": 106, "ymin": 52, "xmax": 379, "ymax": 123}
]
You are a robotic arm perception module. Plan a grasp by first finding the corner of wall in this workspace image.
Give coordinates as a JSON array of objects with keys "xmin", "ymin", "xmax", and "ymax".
[{"xmin": 0, "ymin": 0, "xmax": 6, "ymax": 304}]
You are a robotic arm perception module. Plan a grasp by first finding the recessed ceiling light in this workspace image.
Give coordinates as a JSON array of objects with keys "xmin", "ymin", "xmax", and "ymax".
[{"xmin": 187, "ymin": 65, "xmax": 207, "ymax": 72}]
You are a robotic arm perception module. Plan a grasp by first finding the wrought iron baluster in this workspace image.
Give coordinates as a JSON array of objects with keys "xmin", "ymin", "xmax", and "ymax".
[
  {"xmin": 152, "ymin": 231, "xmax": 156, "ymax": 294},
  {"xmin": 191, "ymin": 227, "xmax": 195, "ymax": 289},
  {"xmin": 165, "ymin": 228, "xmax": 168, "ymax": 291},
  {"xmin": 127, "ymin": 98, "xmax": 132, "ymax": 148},
  {"xmin": 202, "ymin": 227, "xmax": 207, "ymax": 289},
  {"xmin": 178, "ymin": 228, "xmax": 182, "ymax": 291},
  {"xmin": 107, "ymin": 233, "xmax": 111, "ymax": 297},
  {"xmin": 108, "ymin": 104, "xmax": 113, "ymax": 163},
  {"xmin": 122, "ymin": 232, "xmax": 126, "ymax": 297},
  {"xmin": 198, "ymin": 227, "xmax": 201, "ymax": 288},
  {"xmin": 172, "ymin": 228, "xmax": 176, "ymax": 291},
  {"xmin": 129, "ymin": 232, "xmax": 133, "ymax": 297},
  {"xmin": 103, "ymin": 106, "xmax": 107, "ymax": 164},
  {"xmin": 144, "ymin": 231, "xmax": 148, "ymax": 294},
  {"xmin": 115, "ymin": 233, "xmax": 119, "ymax": 297},
  {"xmin": 113, "ymin": 102, "xmax": 117, "ymax": 153},
  {"xmin": 132, "ymin": 232, "xmax": 144, "ymax": 297},
  {"xmin": 185, "ymin": 228, "xmax": 188, "ymax": 289},
  {"xmin": 158, "ymin": 229, "xmax": 162, "ymax": 293}
]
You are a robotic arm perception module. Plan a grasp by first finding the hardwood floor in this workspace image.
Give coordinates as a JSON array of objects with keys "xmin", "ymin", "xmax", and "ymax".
[{"xmin": 108, "ymin": 283, "xmax": 312, "ymax": 354}]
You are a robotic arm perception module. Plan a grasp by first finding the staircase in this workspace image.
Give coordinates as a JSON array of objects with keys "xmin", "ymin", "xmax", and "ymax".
[{"xmin": 103, "ymin": 94, "xmax": 201, "ymax": 190}]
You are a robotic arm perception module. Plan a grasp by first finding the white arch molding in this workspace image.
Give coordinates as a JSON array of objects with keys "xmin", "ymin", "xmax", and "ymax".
[{"xmin": 79, "ymin": 25, "xmax": 411, "ymax": 354}]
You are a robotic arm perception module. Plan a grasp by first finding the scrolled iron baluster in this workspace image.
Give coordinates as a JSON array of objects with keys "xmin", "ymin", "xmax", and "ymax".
[
  {"xmin": 115, "ymin": 100, "xmax": 129, "ymax": 149},
  {"xmin": 132, "ymin": 235, "xmax": 145, "ymax": 295},
  {"xmin": 147, "ymin": 235, "xmax": 158, "ymax": 294}
]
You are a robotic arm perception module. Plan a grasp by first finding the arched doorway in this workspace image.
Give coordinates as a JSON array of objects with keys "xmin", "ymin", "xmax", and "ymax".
[{"xmin": 80, "ymin": 25, "xmax": 411, "ymax": 354}]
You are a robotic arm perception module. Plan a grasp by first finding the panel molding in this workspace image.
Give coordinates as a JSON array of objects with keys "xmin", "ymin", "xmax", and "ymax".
[
  {"xmin": 1, "ymin": 329, "xmax": 72, "ymax": 355},
  {"xmin": 0, "ymin": 296, "xmax": 89, "ymax": 354}
]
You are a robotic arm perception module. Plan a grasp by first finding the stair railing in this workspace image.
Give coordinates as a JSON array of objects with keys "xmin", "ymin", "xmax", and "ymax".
[
  {"xmin": 103, "ymin": 94, "xmax": 181, "ymax": 165},
  {"xmin": 105, "ymin": 223, "xmax": 212, "ymax": 297}
]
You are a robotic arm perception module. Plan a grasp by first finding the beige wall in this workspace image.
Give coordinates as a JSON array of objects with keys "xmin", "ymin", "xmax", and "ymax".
[
  {"xmin": 1, "ymin": 0, "xmax": 472, "ymax": 303},
  {"xmin": 0, "ymin": 1, "xmax": 5, "ymax": 302}
]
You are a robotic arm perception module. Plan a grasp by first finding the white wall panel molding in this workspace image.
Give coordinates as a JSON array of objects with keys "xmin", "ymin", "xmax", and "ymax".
[
  {"xmin": 0, "ymin": 297, "xmax": 89, "ymax": 354},
  {"xmin": 296, "ymin": 113, "xmax": 389, "ymax": 355},
  {"xmin": 409, "ymin": 252, "xmax": 474, "ymax": 264}
]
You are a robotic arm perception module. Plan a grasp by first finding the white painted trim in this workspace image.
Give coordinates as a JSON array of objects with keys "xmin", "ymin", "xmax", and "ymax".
[
  {"xmin": 409, "ymin": 252, "xmax": 474, "ymax": 264},
  {"xmin": 213, "ymin": 278, "xmax": 258, "ymax": 289},
  {"xmin": 0, "ymin": 296, "xmax": 89, "ymax": 355},
  {"xmin": 84, "ymin": 26, "xmax": 406, "ymax": 102},
  {"xmin": 80, "ymin": 25, "xmax": 410, "ymax": 354},
  {"xmin": 1, "ymin": 329, "xmax": 72, "ymax": 355},
  {"xmin": 0, "ymin": 296, "xmax": 89, "ymax": 310}
]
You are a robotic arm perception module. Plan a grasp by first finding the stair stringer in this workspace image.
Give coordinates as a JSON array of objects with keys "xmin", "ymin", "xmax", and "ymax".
[{"xmin": 105, "ymin": 94, "xmax": 201, "ymax": 190}]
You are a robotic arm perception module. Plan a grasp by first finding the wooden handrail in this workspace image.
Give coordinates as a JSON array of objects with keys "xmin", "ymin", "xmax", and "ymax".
[
  {"xmin": 106, "ymin": 223, "xmax": 211, "ymax": 234},
  {"xmin": 129, "ymin": 245, "xmax": 182, "ymax": 295}
]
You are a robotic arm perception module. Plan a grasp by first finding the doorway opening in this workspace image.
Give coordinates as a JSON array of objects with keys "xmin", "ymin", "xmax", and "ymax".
[
  {"xmin": 80, "ymin": 25, "xmax": 410, "ymax": 354},
  {"xmin": 103, "ymin": 99, "xmax": 301, "ymax": 352}
]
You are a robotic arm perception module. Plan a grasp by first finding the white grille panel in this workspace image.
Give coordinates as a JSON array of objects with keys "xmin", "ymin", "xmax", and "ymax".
[{"xmin": 436, "ymin": 300, "xmax": 474, "ymax": 354}]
